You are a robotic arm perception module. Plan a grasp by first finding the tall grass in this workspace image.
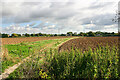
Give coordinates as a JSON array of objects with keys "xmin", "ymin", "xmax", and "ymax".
[
  {"xmin": 8, "ymin": 45, "xmax": 119, "ymax": 79},
  {"xmin": 2, "ymin": 38, "xmax": 71, "ymax": 73},
  {"xmin": 44, "ymin": 45, "xmax": 119, "ymax": 79}
]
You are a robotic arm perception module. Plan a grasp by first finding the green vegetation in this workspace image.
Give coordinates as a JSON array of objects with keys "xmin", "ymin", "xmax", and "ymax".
[
  {"xmin": 1, "ymin": 31, "xmax": 119, "ymax": 38},
  {"xmin": 2, "ymin": 38, "xmax": 71, "ymax": 73},
  {"xmin": 8, "ymin": 45, "xmax": 119, "ymax": 79}
]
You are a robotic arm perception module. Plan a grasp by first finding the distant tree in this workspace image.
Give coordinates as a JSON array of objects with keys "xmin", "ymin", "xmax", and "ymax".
[
  {"xmin": 87, "ymin": 31, "xmax": 95, "ymax": 37},
  {"xmin": 54, "ymin": 34, "xmax": 57, "ymax": 36},
  {"xmin": 84, "ymin": 33, "xmax": 88, "ymax": 36},
  {"xmin": 73, "ymin": 32, "xmax": 77, "ymax": 36},
  {"xmin": 17, "ymin": 34, "xmax": 21, "ymax": 37},
  {"xmin": 35, "ymin": 33, "xmax": 39, "ymax": 37},
  {"xmin": 22, "ymin": 34, "xmax": 25, "ymax": 37},
  {"xmin": 31, "ymin": 34, "xmax": 35, "ymax": 37},
  {"xmin": 111, "ymin": 32, "xmax": 114, "ymax": 35},
  {"xmin": 60, "ymin": 34, "xmax": 66, "ymax": 36},
  {"xmin": 25, "ymin": 33, "xmax": 30, "ymax": 37},
  {"xmin": 39, "ymin": 33, "xmax": 43, "ymax": 36},
  {"xmin": 95, "ymin": 31, "xmax": 102, "ymax": 34},
  {"xmin": 50, "ymin": 34, "xmax": 54, "ymax": 37},
  {"xmin": 95, "ymin": 31, "xmax": 102, "ymax": 37},
  {"xmin": 118, "ymin": 32, "xmax": 120, "ymax": 36},
  {"xmin": 11, "ymin": 33, "xmax": 18, "ymax": 37},
  {"xmin": 78, "ymin": 32, "xmax": 84, "ymax": 36},
  {"xmin": 42, "ymin": 34, "xmax": 46, "ymax": 36},
  {"xmin": 67, "ymin": 32, "xmax": 73, "ymax": 36},
  {"xmin": 2, "ymin": 33, "xmax": 9, "ymax": 38},
  {"xmin": 0, "ymin": 33, "xmax": 1, "ymax": 38}
]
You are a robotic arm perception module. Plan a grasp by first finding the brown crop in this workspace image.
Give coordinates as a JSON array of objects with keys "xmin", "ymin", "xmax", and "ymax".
[
  {"xmin": 1, "ymin": 36, "xmax": 74, "ymax": 45},
  {"xmin": 59, "ymin": 37, "xmax": 119, "ymax": 52}
]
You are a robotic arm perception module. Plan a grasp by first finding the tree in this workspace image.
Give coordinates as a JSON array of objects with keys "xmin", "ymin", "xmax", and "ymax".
[
  {"xmin": 31, "ymin": 34, "xmax": 35, "ymax": 37},
  {"xmin": 87, "ymin": 31, "xmax": 95, "ymax": 37},
  {"xmin": 54, "ymin": 34, "xmax": 57, "ymax": 36},
  {"xmin": 35, "ymin": 33, "xmax": 39, "ymax": 37},
  {"xmin": 84, "ymin": 33, "xmax": 88, "ymax": 36},
  {"xmin": 2, "ymin": 33, "xmax": 9, "ymax": 38},
  {"xmin": 25, "ymin": 33, "xmax": 30, "ymax": 37},
  {"xmin": 0, "ymin": 33, "xmax": 2, "ymax": 38},
  {"xmin": 39, "ymin": 33, "xmax": 43, "ymax": 36},
  {"xmin": 67, "ymin": 32, "xmax": 73, "ymax": 36},
  {"xmin": 95, "ymin": 31, "xmax": 102, "ymax": 37},
  {"xmin": 11, "ymin": 33, "xmax": 18, "ymax": 37},
  {"xmin": 17, "ymin": 34, "xmax": 21, "ymax": 37},
  {"xmin": 78, "ymin": 32, "xmax": 84, "ymax": 36},
  {"xmin": 60, "ymin": 34, "xmax": 66, "ymax": 36},
  {"xmin": 111, "ymin": 32, "xmax": 114, "ymax": 35},
  {"xmin": 73, "ymin": 32, "xmax": 77, "ymax": 36}
]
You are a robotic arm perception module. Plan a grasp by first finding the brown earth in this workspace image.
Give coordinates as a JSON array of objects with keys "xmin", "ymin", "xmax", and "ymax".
[
  {"xmin": 58, "ymin": 37, "xmax": 119, "ymax": 52},
  {"xmin": 1, "ymin": 36, "xmax": 74, "ymax": 45}
]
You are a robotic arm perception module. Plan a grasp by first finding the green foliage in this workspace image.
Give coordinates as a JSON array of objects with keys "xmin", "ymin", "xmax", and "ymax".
[
  {"xmin": 54, "ymin": 34, "xmax": 57, "ymax": 36},
  {"xmin": 38, "ymin": 33, "xmax": 43, "ymax": 36},
  {"xmin": 25, "ymin": 33, "xmax": 30, "ymax": 37},
  {"xmin": 60, "ymin": 34, "xmax": 66, "ymax": 36},
  {"xmin": 7, "ymin": 38, "xmax": 72, "ymax": 79},
  {"xmin": 31, "ymin": 33, "xmax": 35, "ymax": 37},
  {"xmin": 67, "ymin": 32, "xmax": 73, "ymax": 36},
  {"xmin": 87, "ymin": 31, "xmax": 95, "ymax": 37},
  {"xmin": 1, "ymin": 31, "xmax": 119, "ymax": 38},
  {"xmin": 35, "ymin": 33, "xmax": 39, "ymax": 37},
  {"xmin": 12, "ymin": 33, "xmax": 18, "ymax": 37},
  {"xmin": 78, "ymin": 32, "xmax": 84, "ymax": 36},
  {"xmin": 2, "ymin": 33, "xmax": 9, "ymax": 38},
  {"xmin": 44, "ymin": 45, "xmax": 119, "ymax": 79},
  {"xmin": 73, "ymin": 32, "xmax": 77, "ymax": 36},
  {"xmin": 8, "ymin": 44, "xmax": 119, "ymax": 79},
  {"xmin": 2, "ymin": 38, "xmax": 71, "ymax": 73}
]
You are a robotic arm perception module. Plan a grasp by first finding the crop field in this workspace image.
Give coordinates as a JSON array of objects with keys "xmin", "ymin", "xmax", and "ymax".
[
  {"xmin": 2, "ymin": 36, "xmax": 73, "ymax": 45},
  {"xmin": 1, "ymin": 1, "xmax": 120, "ymax": 80},
  {"xmin": 1, "ymin": 36, "xmax": 118, "ymax": 80},
  {"xmin": 59, "ymin": 37, "xmax": 119, "ymax": 52}
]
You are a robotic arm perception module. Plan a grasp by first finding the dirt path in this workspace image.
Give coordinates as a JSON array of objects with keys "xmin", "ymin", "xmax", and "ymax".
[
  {"xmin": 0, "ymin": 42, "xmax": 57, "ymax": 79},
  {"xmin": 0, "ymin": 37, "xmax": 77, "ymax": 79}
]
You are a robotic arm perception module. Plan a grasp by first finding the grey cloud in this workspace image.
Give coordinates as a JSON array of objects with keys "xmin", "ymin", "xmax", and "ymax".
[
  {"xmin": 32, "ymin": 22, "xmax": 45, "ymax": 28},
  {"xmin": 49, "ymin": 2, "xmax": 74, "ymax": 8},
  {"xmin": 85, "ymin": 24, "xmax": 117, "ymax": 31},
  {"xmin": 29, "ymin": 23, "xmax": 36, "ymax": 26},
  {"xmin": 85, "ymin": 2, "xmax": 114, "ymax": 10},
  {"xmin": 85, "ymin": 25, "xmax": 104, "ymax": 30},
  {"xmin": 2, "ymin": 1, "xmax": 118, "ymax": 33},
  {"xmin": 2, "ymin": 2, "xmax": 79, "ymax": 23},
  {"xmin": 81, "ymin": 13, "xmax": 116, "ymax": 26}
]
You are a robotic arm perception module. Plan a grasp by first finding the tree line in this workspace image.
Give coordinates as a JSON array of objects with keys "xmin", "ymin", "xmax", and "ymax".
[{"xmin": 0, "ymin": 31, "xmax": 119, "ymax": 38}]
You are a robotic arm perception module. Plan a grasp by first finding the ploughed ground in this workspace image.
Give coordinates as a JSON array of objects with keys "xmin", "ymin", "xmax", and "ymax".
[
  {"xmin": 2, "ymin": 36, "xmax": 74, "ymax": 45},
  {"xmin": 59, "ymin": 37, "xmax": 119, "ymax": 52}
]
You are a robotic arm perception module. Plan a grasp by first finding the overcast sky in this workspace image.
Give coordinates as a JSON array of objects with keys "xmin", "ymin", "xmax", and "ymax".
[{"xmin": 0, "ymin": 0, "xmax": 119, "ymax": 34}]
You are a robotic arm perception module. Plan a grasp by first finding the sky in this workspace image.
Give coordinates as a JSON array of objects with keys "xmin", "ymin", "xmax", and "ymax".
[{"xmin": 0, "ymin": 0, "xmax": 119, "ymax": 34}]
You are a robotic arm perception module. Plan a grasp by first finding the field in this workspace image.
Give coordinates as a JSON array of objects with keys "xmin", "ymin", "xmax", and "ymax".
[
  {"xmin": 1, "ymin": 37, "xmax": 74, "ymax": 73},
  {"xmin": 59, "ymin": 37, "xmax": 118, "ymax": 52},
  {"xmin": 2, "ymin": 36, "xmax": 73, "ymax": 45},
  {"xmin": 1, "ymin": 36, "xmax": 119, "ymax": 79}
]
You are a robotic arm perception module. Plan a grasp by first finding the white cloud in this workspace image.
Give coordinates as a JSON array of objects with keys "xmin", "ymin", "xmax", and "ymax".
[
  {"xmin": 1, "ymin": 1, "xmax": 118, "ymax": 34},
  {"xmin": 49, "ymin": 25, "xmax": 55, "ymax": 28}
]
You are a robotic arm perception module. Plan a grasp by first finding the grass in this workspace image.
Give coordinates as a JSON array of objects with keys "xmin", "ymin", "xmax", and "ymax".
[
  {"xmin": 2, "ymin": 38, "xmax": 72, "ymax": 73},
  {"xmin": 7, "ymin": 45, "xmax": 119, "ymax": 79}
]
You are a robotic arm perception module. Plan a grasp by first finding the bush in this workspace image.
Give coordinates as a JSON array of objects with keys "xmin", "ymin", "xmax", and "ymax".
[
  {"xmin": 8, "ymin": 45, "xmax": 119, "ymax": 79},
  {"xmin": 44, "ymin": 46, "xmax": 119, "ymax": 79}
]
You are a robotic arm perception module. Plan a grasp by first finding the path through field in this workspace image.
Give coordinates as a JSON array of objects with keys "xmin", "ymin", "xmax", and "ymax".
[
  {"xmin": 0, "ymin": 41, "xmax": 57, "ymax": 79},
  {"xmin": 0, "ymin": 37, "xmax": 77, "ymax": 79}
]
